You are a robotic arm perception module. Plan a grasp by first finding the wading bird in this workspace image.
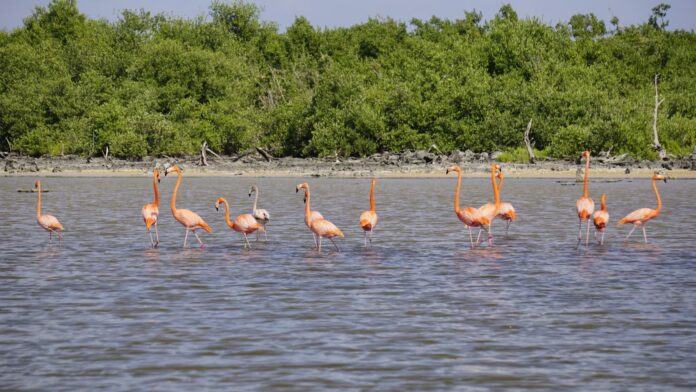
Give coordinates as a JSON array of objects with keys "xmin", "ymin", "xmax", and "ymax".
[
  {"xmin": 592, "ymin": 194, "xmax": 609, "ymax": 245},
  {"xmin": 359, "ymin": 178, "xmax": 378, "ymax": 247},
  {"xmin": 249, "ymin": 185, "xmax": 270, "ymax": 241},
  {"xmin": 446, "ymin": 165, "xmax": 491, "ymax": 248},
  {"xmin": 34, "ymin": 180, "xmax": 63, "ymax": 242},
  {"xmin": 618, "ymin": 173, "xmax": 666, "ymax": 243},
  {"xmin": 165, "ymin": 165, "xmax": 212, "ymax": 248},
  {"xmin": 477, "ymin": 163, "xmax": 501, "ymax": 245},
  {"xmin": 141, "ymin": 169, "xmax": 161, "ymax": 247},
  {"xmin": 495, "ymin": 171, "xmax": 517, "ymax": 236},
  {"xmin": 576, "ymin": 150, "xmax": 595, "ymax": 246},
  {"xmin": 296, "ymin": 182, "xmax": 343, "ymax": 251},
  {"xmin": 216, "ymin": 197, "xmax": 263, "ymax": 249}
]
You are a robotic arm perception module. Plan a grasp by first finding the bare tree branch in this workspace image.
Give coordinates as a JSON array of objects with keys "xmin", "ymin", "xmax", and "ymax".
[
  {"xmin": 523, "ymin": 118, "xmax": 536, "ymax": 164},
  {"xmin": 652, "ymin": 74, "xmax": 667, "ymax": 160}
]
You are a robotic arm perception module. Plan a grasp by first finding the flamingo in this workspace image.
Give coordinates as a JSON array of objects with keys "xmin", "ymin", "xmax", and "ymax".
[
  {"xmin": 592, "ymin": 193, "xmax": 609, "ymax": 245},
  {"xmin": 359, "ymin": 177, "xmax": 378, "ymax": 247},
  {"xmin": 446, "ymin": 165, "xmax": 491, "ymax": 248},
  {"xmin": 164, "ymin": 165, "xmax": 212, "ymax": 248},
  {"xmin": 295, "ymin": 182, "xmax": 344, "ymax": 251},
  {"xmin": 248, "ymin": 185, "xmax": 270, "ymax": 241},
  {"xmin": 477, "ymin": 163, "xmax": 501, "ymax": 245},
  {"xmin": 295, "ymin": 182, "xmax": 325, "ymax": 248},
  {"xmin": 34, "ymin": 180, "xmax": 64, "ymax": 242},
  {"xmin": 495, "ymin": 171, "xmax": 517, "ymax": 236},
  {"xmin": 215, "ymin": 197, "xmax": 263, "ymax": 248},
  {"xmin": 576, "ymin": 150, "xmax": 595, "ymax": 246},
  {"xmin": 618, "ymin": 173, "xmax": 667, "ymax": 243},
  {"xmin": 141, "ymin": 169, "xmax": 161, "ymax": 247}
]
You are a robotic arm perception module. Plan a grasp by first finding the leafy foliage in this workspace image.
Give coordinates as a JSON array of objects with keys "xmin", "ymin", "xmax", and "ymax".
[{"xmin": 1, "ymin": 1, "xmax": 694, "ymax": 159}]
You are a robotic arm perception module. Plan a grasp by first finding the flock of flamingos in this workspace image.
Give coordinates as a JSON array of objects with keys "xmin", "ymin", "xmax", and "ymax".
[{"xmin": 32, "ymin": 151, "xmax": 667, "ymax": 251}]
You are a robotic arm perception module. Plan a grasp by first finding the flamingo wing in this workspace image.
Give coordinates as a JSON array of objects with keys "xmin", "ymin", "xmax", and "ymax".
[
  {"xmin": 459, "ymin": 207, "xmax": 488, "ymax": 227},
  {"xmin": 478, "ymin": 203, "xmax": 497, "ymax": 221},
  {"xmin": 359, "ymin": 210, "xmax": 378, "ymax": 230},
  {"xmin": 497, "ymin": 202, "xmax": 516, "ymax": 220},
  {"xmin": 618, "ymin": 208, "xmax": 653, "ymax": 225},
  {"xmin": 593, "ymin": 210, "xmax": 609, "ymax": 229},
  {"xmin": 234, "ymin": 214, "xmax": 261, "ymax": 234},
  {"xmin": 577, "ymin": 197, "xmax": 595, "ymax": 219},
  {"xmin": 39, "ymin": 214, "xmax": 63, "ymax": 231},
  {"xmin": 176, "ymin": 209, "xmax": 212, "ymax": 232},
  {"xmin": 312, "ymin": 219, "xmax": 344, "ymax": 238}
]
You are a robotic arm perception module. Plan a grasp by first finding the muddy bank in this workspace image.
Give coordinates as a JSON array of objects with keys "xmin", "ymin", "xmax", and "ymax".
[{"xmin": 2, "ymin": 150, "xmax": 696, "ymax": 178}]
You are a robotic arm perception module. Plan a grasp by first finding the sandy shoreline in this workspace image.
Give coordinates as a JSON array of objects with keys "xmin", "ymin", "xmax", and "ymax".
[{"xmin": 3, "ymin": 152, "xmax": 695, "ymax": 179}]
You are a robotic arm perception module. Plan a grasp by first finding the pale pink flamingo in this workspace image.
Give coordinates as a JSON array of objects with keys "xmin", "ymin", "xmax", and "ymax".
[
  {"xmin": 216, "ymin": 197, "xmax": 263, "ymax": 248},
  {"xmin": 359, "ymin": 177, "xmax": 378, "ymax": 247},
  {"xmin": 295, "ymin": 182, "xmax": 325, "ymax": 248},
  {"xmin": 495, "ymin": 171, "xmax": 517, "ymax": 236},
  {"xmin": 477, "ymin": 163, "xmax": 501, "ymax": 245},
  {"xmin": 249, "ymin": 184, "xmax": 270, "ymax": 241},
  {"xmin": 164, "ymin": 165, "xmax": 212, "ymax": 248},
  {"xmin": 592, "ymin": 193, "xmax": 609, "ymax": 245},
  {"xmin": 296, "ymin": 182, "xmax": 344, "ymax": 251},
  {"xmin": 618, "ymin": 173, "xmax": 666, "ymax": 243},
  {"xmin": 576, "ymin": 150, "xmax": 595, "ymax": 246},
  {"xmin": 34, "ymin": 180, "xmax": 63, "ymax": 242},
  {"xmin": 446, "ymin": 165, "xmax": 491, "ymax": 248},
  {"xmin": 141, "ymin": 169, "xmax": 161, "ymax": 247}
]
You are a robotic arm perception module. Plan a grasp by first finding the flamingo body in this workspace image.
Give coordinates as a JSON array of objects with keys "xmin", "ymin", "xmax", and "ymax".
[
  {"xmin": 165, "ymin": 165, "xmax": 211, "ymax": 248},
  {"xmin": 617, "ymin": 174, "xmax": 666, "ymax": 243},
  {"xmin": 296, "ymin": 182, "xmax": 343, "ymax": 251},
  {"xmin": 447, "ymin": 165, "xmax": 493, "ymax": 248},
  {"xmin": 359, "ymin": 210, "xmax": 378, "ymax": 230},
  {"xmin": 34, "ymin": 180, "xmax": 64, "ymax": 241},
  {"xmin": 249, "ymin": 185, "xmax": 270, "ymax": 241}
]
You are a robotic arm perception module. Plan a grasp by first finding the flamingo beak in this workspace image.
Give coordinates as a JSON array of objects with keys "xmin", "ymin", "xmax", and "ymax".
[
  {"xmin": 295, "ymin": 187, "xmax": 299, "ymax": 193},
  {"xmin": 445, "ymin": 169, "xmax": 450, "ymax": 175},
  {"xmin": 248, "ymin": 192, "xmax": 252, "ymax": 197}
]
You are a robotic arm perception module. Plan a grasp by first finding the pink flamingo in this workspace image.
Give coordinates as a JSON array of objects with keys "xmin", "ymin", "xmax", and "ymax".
[
  {"xmin": 359, "ymin": 177, "xmax": 378, "ymax": 247},
  {"xmin": 576, "ymin": 150, "xmax": 595, "ymax": 246},
  {"xmin": 592, "ymin": 194, "xmax": 609, "ymax": 245},
  {"xmin": 141, "ymin": 169, "xmax": 161, "ymax": 247},
  {"xmin": 165, "ymin": 165, "xmax": 212, "ymax": 248},
  {"xmin": 34, "ymin": 180, "xmax": 64, "ymax": 242},
  {"xmin": 617, "ymin": 173, "xmax": 666, "ymax": 243},
  {"xmin": 249, "ymin": 185, "xmax": 270, "ymax": 241},
  {"xmin": 495, "ymin": 171, "xmax": 517, "ymax": 236},
  {"xmin": 296, "ymin": 182, "xmax": 344, "ymax": 251},
  {"xmin": 295, "ymin": 182, "xmax": 325, "ymax": 248},
  {"xmin": 215, "ymin": 197, "xmax": 263, "ymax": 248},
  {"xmin": 446, "ymin": 165, "xmax": 491, "ymax": 248},
  {"xmin": 477, "ymin": 163, "xmax": 501, "ymax": 245}
]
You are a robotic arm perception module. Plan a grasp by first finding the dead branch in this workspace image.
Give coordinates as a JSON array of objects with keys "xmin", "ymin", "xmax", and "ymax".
[
  {"xmin": 523, "ymin": 118, "xmax": 536, "ymax": 164},
  {"xmin": 652, "ymin": 74, "xmax": 667, "ymax": 160},
  {"xmin": 200, "ymin": 140, "xmax": 208, "ymax": 166},
  {"xmin": 256, "ymin": 147, "xmax": 273, "ymax": 162}
]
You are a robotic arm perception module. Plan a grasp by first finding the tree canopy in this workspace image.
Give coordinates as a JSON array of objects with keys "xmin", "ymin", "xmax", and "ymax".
[{"xmin": 1, "ymin": 0, "xmax": 695, "ymax": 160}]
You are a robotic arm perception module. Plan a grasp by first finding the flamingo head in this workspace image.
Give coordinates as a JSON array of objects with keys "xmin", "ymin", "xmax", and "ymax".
[
  {"xmin": 582, "ymin": 150, "xmax": 590, "ymax": 159},
  {"xmin": 493, "ymin": 163, "xmax": 501, "ymax": 174},
  {"xmin": 249, "ymin": 184, "xmax": 257, "ymax": 197},
  {"xmin": 295, "ymin": 182, "xmax": 309, "ymax": 193},
  {"xmin": 497, "ymin": 171, "xmax": 504, "ymax": 180},
  {"xmin": 446, "ymin": 165, "xmax": 461, "ymax": 175},
  {"xmin": 34, "ymin": 180, "xmax": 40, "ymax": 188},
  {"xmin": 164, "ymin": 165, "xmax": 181, "ymax": 176},
  {"xmin": 214, "ymin": 197, "xmax": 226, "ymax": 211},
  {"xmin": 153, "ymin": 169, "xmax": 161, "ymax": 183},
  {"xmin": 653, "ymin": 173, "xmax": 667, "ymax": 183}
]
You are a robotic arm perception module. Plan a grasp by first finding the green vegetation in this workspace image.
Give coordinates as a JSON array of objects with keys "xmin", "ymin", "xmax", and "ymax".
[{"xmin": 1, "ymin": 0, "xmax": 695, "ymax": 160}]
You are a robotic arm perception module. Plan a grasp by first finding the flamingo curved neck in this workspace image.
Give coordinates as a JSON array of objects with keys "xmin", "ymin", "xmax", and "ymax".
[
  {"xmin": 253, "ymin": 189, "xmax": 259, "ymax": 212},
  {"xmin": 600, "ymin": 196, "xmax": 606, "ymax": 211},
  {"xmin": 36, "ymin": 183, "xmax": 41, "ymax": 219},
  {"xmin": 453, "ymin": 171, "xmax": 462, "ymax": 214},
  {"xmin": 221, "ymin": 199, "xmax": 234, "ymax": 229},
  {"xmin": 153, "ymin": 173, "xmax": 159, "ymax": 207},
  {"xmin": 583, "ymin": 155, "xmax": 590, "ymax": 198},
  {"xmin": 491, "ymin": 167, "xmax": 500, "ymax": 211},
  {"xmin": 171, "ymin": 171, "xmax": 181, "ymax": 214},
  {"xmin": 652, "ymin": 178, "xmax": 662, "ymax": 215},
  {"xmin": 369, "ymin": 180, "xmax": 376, "ymax": 212}
]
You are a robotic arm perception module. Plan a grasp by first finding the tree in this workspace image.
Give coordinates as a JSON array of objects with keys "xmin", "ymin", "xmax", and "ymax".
[{"xmin": 648, "ymin": 3, "xmax": 671, "ymax": 30}]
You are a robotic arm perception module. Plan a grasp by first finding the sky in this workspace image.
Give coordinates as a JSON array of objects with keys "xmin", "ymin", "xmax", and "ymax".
[{"xmin": 1, "ymin": 0, "xmax": 695, "ymax": 32}]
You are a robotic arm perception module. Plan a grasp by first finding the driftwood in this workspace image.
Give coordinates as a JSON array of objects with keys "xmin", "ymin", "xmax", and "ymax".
[
  {"xmin": 523, "ymin": 119, "xmax": 536, "ymax": 164},
  {"xmin": 427, "ymin": 144, "xmax": 442, "ymax": 154},
  {"xmin": 102, "ymin": 145, "xmax": 109, "ymax": 160},
  {"xmin": 200, "ymin": 140, "xmax": 224, "ymax": 166},
  {"xmin": 18, "ymin": 189, "xmax": 49, "ymax": 193},
  {"xmin": 652, "ymin": 74, "xmax": 667, "ymax": 160},
  {"xmin": 256, "ymin": 147, "xmax": 273, "ymax": 162}
]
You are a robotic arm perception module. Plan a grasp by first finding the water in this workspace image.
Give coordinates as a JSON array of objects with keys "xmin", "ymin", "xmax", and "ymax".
[{"xmin": 1, "ymin": 175, "xmax": 695, "ymax": 390}]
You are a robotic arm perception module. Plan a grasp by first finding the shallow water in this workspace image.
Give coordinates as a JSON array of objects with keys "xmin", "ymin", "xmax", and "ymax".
[{"xmin": 1, "ymin": 175, "xmax": 695, "ymax": 390}]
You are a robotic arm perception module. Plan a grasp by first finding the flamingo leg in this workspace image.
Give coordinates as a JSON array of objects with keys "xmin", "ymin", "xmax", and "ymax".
[
  {"xmin": 369, "ymin": 229, "xmax": 373, "ymax": 244},
  {"xmin": 256, "ymin": 229, "xmax": 259, "ymax": 242},
  {"xmin": 312, "ymin": 233, "xmax": 318, "ymax": 249},
  {"xmin": 585, "ymin": 219, "xmax": 590, "ymax": 247},
  {"xmin": 625, "ymin": 225, "xmax": 637, "ymax": 241},
  {"xmin": 243, "ymin": 233, "xmax": 251, "ymax": 248},
  {"xmin": 600, "ymin": 231, "xmax": 605, "ymax": 245},
  {"xmin": 487, "ymin": 224, "xmax": 493, "ymax": 246},
  {"xmin": 318, "ymin": 236, "xmax": 322, "ymax": 252},
  {"xmin": 57, "ymin": 231, "xmax": 63, "ymax": 242},
  {"xmin": 642, "ymin": 226, "xmax": 648, "ymax": 243},
  {"xmin": 49, "ymin": 230, "xmax": 53, "ymax": 243},
  {"xmin": 183, "ymin": 229, "xmax": 190, "ymax": 248},
  {"xmin": 476, "ymin": 229, "xmax": 482, "ymax": 245},
  {"xmin": 264, "ymin": 226, "xmax": 268, "ymax": 241},
  {"xmin": 505, "ymin": 220, "xmax": 511, "ymax": 236},
  {"xmin": 578, "ymin": 219, "xmax": 583, "ymax": 243},
  {"xmin": 193, "ymin": 230, "xmax": 204, "ymax": 248},
  {"xmin": 148, "ymin": 229, "xmax": 155, "ymax": 247},
  {"xmin": 330, "ymin": 237, "xmax": 340, "ymax": 252},
  {"xmin": 468, "ymin": 227, "xmax": 474, "ymax": 249},
  {"xmin": 363, "ymin": 230, "xmax": 367, "ymax": 247},
  {"xmin": 154, "ymin": 223, "xmax": 159, "ymax": 247}
]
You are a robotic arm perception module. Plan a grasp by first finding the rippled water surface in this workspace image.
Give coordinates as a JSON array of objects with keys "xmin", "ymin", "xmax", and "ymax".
[{"xmin": 1, "ymin": 175, "xmax": 696, "ymax": 390}]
